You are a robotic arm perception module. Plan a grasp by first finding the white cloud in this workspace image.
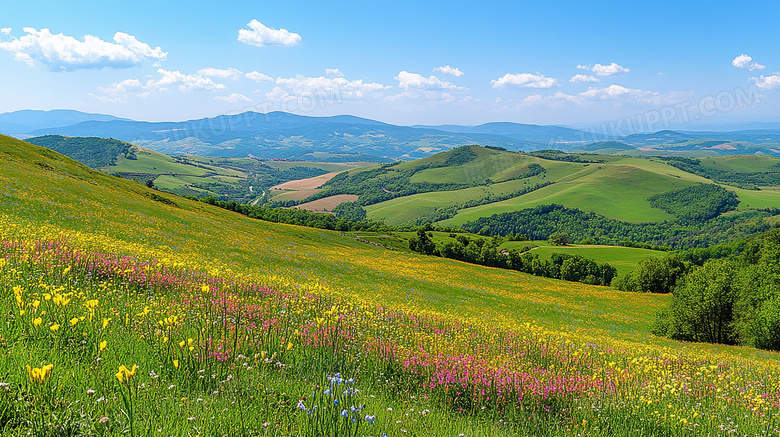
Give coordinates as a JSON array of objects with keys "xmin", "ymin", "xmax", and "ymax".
[
  {"xmin": 576, "ymin": 64, "xmax": 590, "ymax": 70},
  {"xmin": 325, "ymin": 68, "xmax": 344, "ymax": 77},
  {"xmin": 733, "ymin": 54, "xmax": 765, "ymax": 71},
  {"xmin": 514, "ymin": 84, "xmax": 686, "ymax": 108},
  {"xmin": 246, "ymin": 70, "xmax": 273, "ymax": 82},
  {"xmin": 434, "ymin": 65, "xmax": 464, "ymax": 77},
  {"xmin": 0, "ymin": 27, "xmax": 166, "ymax": 71},
  {"xmin": 591, "ymin": 62, "xmax": 630, "ymax": 76},
  {"xmin": 87, "ymin": 93, "xmax": 125, "ymax": 104},
  {"xmin": 198, "ymin": 67, "xmax": 244, "ymax": 80},
  {"xmin": 0, "ymin": 28, "xmax": 11, "ymax": 35},
  {"xmin": 390, "ymin": 71, "xmax": 469, "ymax": 102},
  {"xmin": 274, "ymin": 73, "xmax": 389, "ymax": 99},
  {"xmin": 753, "ymin": 74, "xmax": 780, "ymax": 90},
  {"xmin": 570, "ymin": 74, "xmax": 599, "ymax": 83},
  {"xmin": 155, "ymin": 69, "xmax": 226, "ymax": 91},
  {"xmin": 396, "ymin": 71, "xmax": 461, "ymax": 90},
  {"xmin": 215, "ymin": 93, "xmax": 252, "ymax": 104},
  {"xmin": 579, "ymin": 84, "xmax": 654, "ymax": 100},
  {"xmin": 97, "ymin": 78, "xmax": 143, "ymax": 94},
  {"xmin": 96, "ymin": 68, "xmax": 227, "ymax": 101},
  {"xmin": 265, "ymin": 86, "xmax": 293, "ymax": 103},
  {"xmin": 523, "ymin": 91, "xmax": 582, "ymax": 106},
  {"xmin": 490, "ymin": 73, "xmax": 558, "ymax": 89},
  {"xmin": 237, "ymin": 19, "xmax": 301, "ymax": 47}
]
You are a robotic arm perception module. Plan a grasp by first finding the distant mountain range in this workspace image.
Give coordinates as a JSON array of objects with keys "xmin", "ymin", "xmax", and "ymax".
[
  {"xmin": 3, "ymin": 109, "xmax": 780, "ymax": 160},
  {"xmin": 0, "ymin": 109, "xmax": 129, "ymax": 134}
]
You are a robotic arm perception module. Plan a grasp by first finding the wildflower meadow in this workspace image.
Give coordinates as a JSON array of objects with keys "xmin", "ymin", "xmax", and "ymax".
[{"xmin": 1, "ymin": 136, "xmax": 780, "ymax": 435}]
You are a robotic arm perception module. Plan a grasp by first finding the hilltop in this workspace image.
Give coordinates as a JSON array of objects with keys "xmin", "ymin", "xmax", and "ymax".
[{"xmin": 289, "ymin": 145, "xmax": 780, "ymax": 223}]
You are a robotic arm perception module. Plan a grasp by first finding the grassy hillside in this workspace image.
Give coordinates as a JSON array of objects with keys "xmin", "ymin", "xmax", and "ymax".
[
  {"xmin": 305, "ymin": 146, "xmax": 780, "ymax": 231},
  {"xmin": 355, "ymin": 148, "xmax": 712, "ymax": 225},
  {"xmin": 2, "ymin": 135, "xmax": 780, "ymax": 435}
]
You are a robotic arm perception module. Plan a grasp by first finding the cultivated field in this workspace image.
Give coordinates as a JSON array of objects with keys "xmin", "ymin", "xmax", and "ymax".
[{"xmin": 294, "ymin": 194, "xmax": 359, "ymax": 213}]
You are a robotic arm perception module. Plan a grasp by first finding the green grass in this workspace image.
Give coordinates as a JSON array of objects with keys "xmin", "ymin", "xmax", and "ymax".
[
  {"xmin": 106, "ymin": 147, "xmax": 217, "ymax": 176},
  {"xmin": 440, "ymin": 163, "xmax": 697, "ymax": 225},
  {"xmin": 701, "ymin": 155, "xmax": 780, "ymax": 173},
  {"xmin": 362, "ymin": 150, "xmax": 732, "ymax": 226},
  {"xmin": 2, "ymin": 135, "xmax": 780, "ymax": 436},
  {"xmin": 502, "ymin": 241, "xmax": 667, "ymax": 277},
  {"xmin": 358, "ymin": 150, "xmax": 780, "ymax": 229},
  {"xmin": 365, "ymin": 178, "xmax": 535, "ymax": 225}
]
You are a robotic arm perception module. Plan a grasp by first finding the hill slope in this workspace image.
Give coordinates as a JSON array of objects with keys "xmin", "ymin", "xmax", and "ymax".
[
  {"xmin": 309, "ymin": 146, "xmax": 780, "ymax": 226},
  {"xmin": 2, "ymin": 135, "xmax": 780, "ymax": 435},
  {"xmin": 0, "ymin": 135, "xmax": 659, "ymax": 334}
]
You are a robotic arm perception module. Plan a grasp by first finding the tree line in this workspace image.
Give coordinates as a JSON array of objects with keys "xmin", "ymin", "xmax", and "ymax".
[
  {"xmin": 460, "ymin": 203, "xmax": 772, "ymax": 250},
  {"xmin": 648, "ymin": 228, "xmax": 780, "ymax": 351},
  {"xmin": 661, "ymin": 156, "xmax": 780, "ymax": 189},
  {"xmin": 408, "ymin": 225, "xmax": 616, "ymax": 286}
]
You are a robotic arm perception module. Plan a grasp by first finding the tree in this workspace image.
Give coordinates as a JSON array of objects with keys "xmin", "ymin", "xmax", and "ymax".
[
  {"xmin": 730, "ymin": 230, "xmax": 780, "ymax": 350},
  {"xmin": 409, "ymin": 224, "xmax": 438, "ymax": 256},
  {"xmin": 615, "ymin": 255, "xmax": 688, "ymax": 293},
  {"xmin": 548, "ymin": 232, "xmax": 571, "ymax": 246},
  {"xmin": 145, "ymin": 178, "xmax": 155, "ymax": 189},
  {"xmin": 653, "ymin": 260, "xmax": 737, "ymax": 344}
]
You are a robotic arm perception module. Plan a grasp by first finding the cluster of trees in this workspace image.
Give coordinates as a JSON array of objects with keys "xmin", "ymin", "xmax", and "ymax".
[
  {"xmin": 27, "ymin": 135, "xmax": 134, "ymax": 168},
  {"xmin": 408, "ymin": 226, "xmax": 616, "ymax": 286},
  {"xmin": 652, "ymin": 228, "xmax": 780, "ymax": 351},
  {"xmin": 332, "ymin": 202, "xmax": 367, "ymax": 221},
  {"xmin": 196, "ymin": 197, "xmax": 387, "ymax": 232},
  {"xmin": 461, "ymin": 204, "xmax": 772, "ymax": 250},
  {"xmin": 647, "ymin": 184, "xmax": 739, "ymax": 221},
  {"xmin": 528, "ymin": 150, "xmax": 606, "ymax": 164},
  {"xmin": 661, "ymin": 156, "xmax": 780, "ymax": 189},
  {"xmin": 614, "ymin": 255, "xmax": 689, "ymax": 294}
]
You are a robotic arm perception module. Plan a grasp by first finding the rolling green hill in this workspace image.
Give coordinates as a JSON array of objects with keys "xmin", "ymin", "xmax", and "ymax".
[
  {"xmin": 270, "ymin": 145, "xmax": 780, "ymax": 250},
  {"xmin": 330, "ymin": 146, "xmax": 780, "ymax": 227},
  {"xmin": 24, "ymin": 135, "xmax": 371, "ymax": 202},
  {"xmin": 3, "ymin": 135, "xmax": 780, "ymax": 435}
]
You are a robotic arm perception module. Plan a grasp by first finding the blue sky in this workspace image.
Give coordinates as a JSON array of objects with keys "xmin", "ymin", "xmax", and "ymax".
[{"xmin": 1, "ymin": 0, "xmax": 778, "ymax": 128}]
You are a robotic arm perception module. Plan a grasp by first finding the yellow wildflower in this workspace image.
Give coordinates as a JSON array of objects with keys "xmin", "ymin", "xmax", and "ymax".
[
  {"xmin": 26, "ymin": 363, "xmax": 54, "ymax": 383},
  {"xmin": 116, "ymin": 364, "xmax": 138, "ymax": 384}
]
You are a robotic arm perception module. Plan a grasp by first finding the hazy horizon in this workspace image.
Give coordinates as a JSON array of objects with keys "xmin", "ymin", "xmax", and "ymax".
[{"xmin": 1, "ymin": 0, "xmax": 778, "ymax": 130}]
